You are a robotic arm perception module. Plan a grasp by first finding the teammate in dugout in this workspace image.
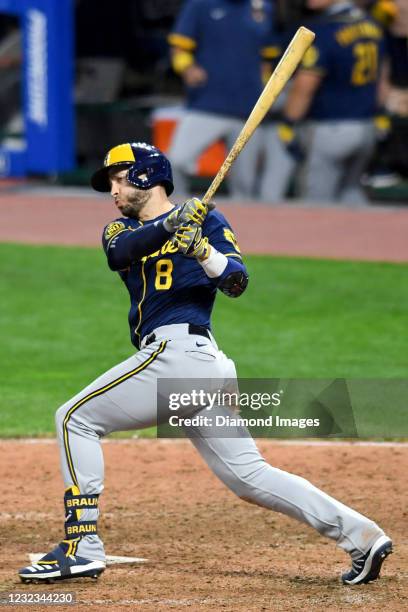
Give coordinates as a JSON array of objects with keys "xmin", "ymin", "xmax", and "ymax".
[
  {"xmin": 261, "ymin": 0, "xmax": 386, "ymax": 203},
  {"xmin": 168, "ymin": 0, "xmax": 279, "ymax": 197},
  {"xmin": 19, "ymin": 143, "xmax": 392, "ymax": 585}
]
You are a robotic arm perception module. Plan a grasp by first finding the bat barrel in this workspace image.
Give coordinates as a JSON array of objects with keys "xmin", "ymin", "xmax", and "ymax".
[{"xmin": 201, "ymin": 26, "xmax": 315, "ymax": 206}]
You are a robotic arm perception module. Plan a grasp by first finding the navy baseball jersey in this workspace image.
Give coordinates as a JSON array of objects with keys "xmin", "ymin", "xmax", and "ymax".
[
  {"xmin": 300, "ymin": 3, "xmax": 384, "ymax": 120},
  {"xmin": 102, "ymin": 210, "xmax": 244, "ymax": 348},
  {"xmin": 168, "ymin": 0, "xmax": 275, "ymax": 118}
]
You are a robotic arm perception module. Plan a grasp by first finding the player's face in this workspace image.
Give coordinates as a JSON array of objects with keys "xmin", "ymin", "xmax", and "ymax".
[{"xmin": 109, "ymin": 167, "xmax": 151, "ymax": 219}]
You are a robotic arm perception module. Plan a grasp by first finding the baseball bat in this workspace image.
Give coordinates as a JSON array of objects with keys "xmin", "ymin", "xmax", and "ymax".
[{"xmin": 203, "ymin": 26, "xmax": 315, "ymax": 207}]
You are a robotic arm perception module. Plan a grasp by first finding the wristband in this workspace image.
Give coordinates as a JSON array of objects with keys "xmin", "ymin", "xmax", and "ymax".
[
  {"xmin": 172, "ymin": 51, "xmax": 195, "ymax": 75},
  {"xmin": 277, "ymin": 117, "xmax": 297, "ymax": 143},
  {"xmin": 198, "ymin": 246, "xmax": 228, "ymax": 279}
]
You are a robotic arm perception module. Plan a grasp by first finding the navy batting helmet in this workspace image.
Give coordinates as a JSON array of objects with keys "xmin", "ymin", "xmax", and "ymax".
[{"xmin": 91, "ymin": 142, "xmax": 174, "ymax": 195}]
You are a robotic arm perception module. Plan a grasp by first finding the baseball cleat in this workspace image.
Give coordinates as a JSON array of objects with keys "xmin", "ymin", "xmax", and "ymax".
[
  {"xmin": 342, "ymin": 535, "xmax": 393, "ymax": 585},
  {"xmin": 18, "ymin": 542, "xmax": 105, "ymax": 583}
]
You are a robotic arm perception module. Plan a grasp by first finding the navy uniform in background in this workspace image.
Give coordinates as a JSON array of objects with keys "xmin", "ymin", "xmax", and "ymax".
[
  {"xmin": 264, "ymin": 1, "xmax": 385, "ymax": 204},
  {"xmin": 168, "ymin": 0, "xmax": 277, "ymax": 197}
]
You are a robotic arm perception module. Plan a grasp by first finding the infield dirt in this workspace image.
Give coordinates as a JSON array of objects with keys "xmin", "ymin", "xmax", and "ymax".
[{"xmin": 1, "ymin": 439, "xmax": 406, "ymax": 611}]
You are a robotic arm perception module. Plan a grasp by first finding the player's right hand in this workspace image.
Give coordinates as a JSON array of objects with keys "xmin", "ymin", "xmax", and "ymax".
[
  {"xmin": 182, "ymin": 64, "xmax": 208, "ymax": 87},
  {"xmin": 163, "ymin": 198, "xmax": 208, "ymax": 233},
  {"xmin": 171, "ymin": 224, "xmax": 210, "ymax": 260}
]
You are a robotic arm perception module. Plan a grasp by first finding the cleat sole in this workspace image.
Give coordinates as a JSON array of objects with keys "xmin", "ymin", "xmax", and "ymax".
[
  {"xmin": 19, "ymin": 565, "xmax": 105, "ymax": 583},
  {"xmin": 20, "ymin": 569, "xmax": 104, "ymax": 583},
  {"xmin": 361, "ymin": 545, "xmax": 393, "ymax": 584},
  {"xmin": 342, "ymin": 537, "xmax": 393, "ymax": 585}
]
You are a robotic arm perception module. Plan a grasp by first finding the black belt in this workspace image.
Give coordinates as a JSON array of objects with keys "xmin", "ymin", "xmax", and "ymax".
[{"xmin": 144, "ymin": 324, "xmax": 210, "ymax": 347}]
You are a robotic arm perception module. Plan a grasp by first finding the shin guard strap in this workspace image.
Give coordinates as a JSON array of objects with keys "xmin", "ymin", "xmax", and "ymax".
[
  {"xmin": 64, "ymin": 491, "xmax": 99, "ymax": 522},
  {"xmin": 64, "ymin": 493, "xmax": 99, "ymax": 511},
  {"xmin": 53, "ymin": 546, "xmax": 73, "ymax": 577},
  {"xmin": 65, "ymin": 520, "xmax": 97, "ymax": 539}
]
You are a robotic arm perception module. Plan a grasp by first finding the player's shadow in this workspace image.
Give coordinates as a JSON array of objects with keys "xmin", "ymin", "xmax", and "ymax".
[
  {"xmin": 288, "ymin": 575, "xmax": 340, "ymax": 587},
  {"xmin": 215, "ymin": 569, "xmax": 338, "ymax": 586}
]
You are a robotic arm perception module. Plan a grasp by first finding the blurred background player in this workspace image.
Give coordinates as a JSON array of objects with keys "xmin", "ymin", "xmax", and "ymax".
[
  {"xmin": 167, "ymin": 0, "xmax": 278, "ymax": 197},
  {"xmin": 361, "ymin": 0, "xmax": 408, "ymax": 188},
  {"xmin": 261, "ymin": 0, "xmax": 385, "ymax": 204}
]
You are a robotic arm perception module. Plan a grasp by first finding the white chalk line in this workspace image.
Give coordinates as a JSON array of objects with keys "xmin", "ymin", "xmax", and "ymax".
[
  {"xmin": 1, "ymin": 438, "xmax": 408, "ymax": 446},
  {"xmin": 0, "ymin": 511, "xmax": 150, "ymax": 522},
  {"xmin": 29, "ymin": 553, "xmax": 147, "ymax": 566}
]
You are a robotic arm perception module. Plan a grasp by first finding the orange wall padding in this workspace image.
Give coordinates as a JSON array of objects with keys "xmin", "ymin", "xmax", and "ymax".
[{"xmin": 152, "ymin": 118, "xmax": 226, "ymax": 177}]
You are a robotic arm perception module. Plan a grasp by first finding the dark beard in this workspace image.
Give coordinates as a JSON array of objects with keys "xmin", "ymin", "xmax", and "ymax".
[{"xmin": 121, "ymin": 189, "xmax": 151, "ymax": 219}]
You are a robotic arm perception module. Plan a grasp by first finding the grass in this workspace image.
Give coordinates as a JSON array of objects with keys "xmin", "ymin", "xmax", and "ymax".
[{"xmin": 0, "ymin": 243, "xmax": 407, "ymax": 436}]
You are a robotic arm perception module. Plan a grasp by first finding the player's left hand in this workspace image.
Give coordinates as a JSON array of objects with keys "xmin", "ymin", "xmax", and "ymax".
[
  {"xmin": 163, "ymin": 198, "xmax": 208, "ymax": 233},
  {"xmin": 171, "ymin": 224, "xmax": 210, "ymax": 260},
  {"xmin": 374, "ymin": 111, "xmax": 391, "ymax": 141},
  {"xmin": 277, "ymin": 118, "xmax": 305, "ymax": 162}
]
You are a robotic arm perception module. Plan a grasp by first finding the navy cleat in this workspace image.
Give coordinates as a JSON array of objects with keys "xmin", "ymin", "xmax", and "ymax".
[
  {"xmin": 18, "ymin": 541, "xmax": 105, "ymax": 583},
  {"xmin": 342, "ymin": 535, "xmax": 393, "ymax": 585}
]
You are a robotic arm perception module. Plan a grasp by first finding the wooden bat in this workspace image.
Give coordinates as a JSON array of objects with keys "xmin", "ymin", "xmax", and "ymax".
[{"xmin": 203, "ymin": 26, "xmax": 315, "ymax": 208}]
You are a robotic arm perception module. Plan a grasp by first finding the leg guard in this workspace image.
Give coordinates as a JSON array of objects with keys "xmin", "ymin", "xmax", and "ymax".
[
  {"xmin": 18, "ymin": 487, "xmax": 104, "ymax": 582},
  {"xmin": 62, "ymin": 486, "xmax": 99, "ymax": 555}
]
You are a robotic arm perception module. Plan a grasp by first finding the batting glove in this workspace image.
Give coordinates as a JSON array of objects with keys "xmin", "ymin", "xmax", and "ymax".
[
  {"xmin": 163, "ymin": 197, "xmax": 208, "ymax": 233},
  {"xmin": 171, "ymin": 224, "xmax": 210, "ymax": 260}
]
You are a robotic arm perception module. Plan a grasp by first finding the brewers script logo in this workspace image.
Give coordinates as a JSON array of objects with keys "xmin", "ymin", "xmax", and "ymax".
[{"xmin": 104, "ymin": 221, "xmax": 125, "ymax": 240}]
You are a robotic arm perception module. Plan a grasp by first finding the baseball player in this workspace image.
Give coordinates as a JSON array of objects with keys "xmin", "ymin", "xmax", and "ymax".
[
  {"xmin": 168, "ymin": 0, "xmax": 278, "ymax": 197},
  {"xmin": 19, "ymin": 143, "xmax": 392, "ymax": 585},
  {"xmin": 262, "ymin": 0, "xmax": 385, "ymax": 203}
]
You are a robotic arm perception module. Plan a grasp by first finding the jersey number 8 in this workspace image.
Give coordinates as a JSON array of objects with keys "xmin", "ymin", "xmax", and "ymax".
[{"xmin": 155, "ymin": 259, "xmax": 173, "ymax": 290}]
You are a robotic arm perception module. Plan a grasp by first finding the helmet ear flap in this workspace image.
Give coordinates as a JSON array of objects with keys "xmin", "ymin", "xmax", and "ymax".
[
  {"xmin": 127, "ymin": 165, "xmax": 149, "ymax": 187},
  {"xmin": 127, "ymin": 155, "xmax": 174, "ymax": 195}
]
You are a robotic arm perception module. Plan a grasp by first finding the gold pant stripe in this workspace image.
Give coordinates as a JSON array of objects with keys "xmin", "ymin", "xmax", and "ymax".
[{"xmin": 63, "ymin": 341, "xmax": 167, "ymax": 487}]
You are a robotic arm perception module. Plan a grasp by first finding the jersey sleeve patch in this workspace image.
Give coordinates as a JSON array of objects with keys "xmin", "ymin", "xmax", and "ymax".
[
  {"xmin": 261, "ymin": 45, "xmax": 281, "ymax": 60},
  {"xmin": 223, "ymin": 228, "xmax": 241, "ymax": 253},
  {"xmin": 104, "ymin": 221, "xmax": 126, "ymax": 240},
  {"xmin": 167, "ymin": 32, "xmax": 197, "ymax": 51},
  {"xmin": 301, "ymin": 45, "xmax": 320, "ymax": 69}
]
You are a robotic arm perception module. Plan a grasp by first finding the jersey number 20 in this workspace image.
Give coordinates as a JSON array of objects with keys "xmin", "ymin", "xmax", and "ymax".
[
  {"xmin": 155, "ymin": 259, "xmax": 173, "ymax": 290},
  {"xmin": 351, "ymin": 42, "xmax": 378, "ymax": 86}
]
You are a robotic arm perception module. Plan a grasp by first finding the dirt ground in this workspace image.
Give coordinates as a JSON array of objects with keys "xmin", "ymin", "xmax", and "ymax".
[{"xmin": 0, "ymin": 439, "xmax": 406, "ymax": 611}]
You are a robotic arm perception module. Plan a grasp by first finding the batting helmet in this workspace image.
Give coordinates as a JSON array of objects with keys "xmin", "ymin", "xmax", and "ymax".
[{"xmin": 91, "ymin": 142, "xmax": 174, "ymax": 195}]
